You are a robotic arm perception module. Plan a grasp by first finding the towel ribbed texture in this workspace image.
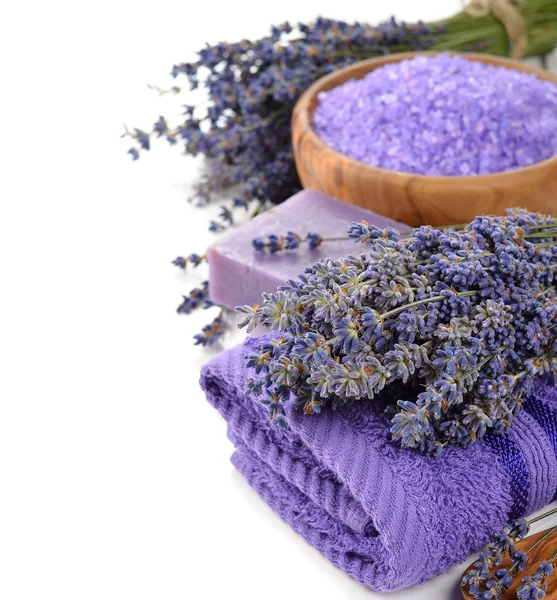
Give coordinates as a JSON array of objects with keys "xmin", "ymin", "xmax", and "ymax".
[{"xmin": 200, "ymin": 337, "xmax": 557, "ymax": 592}]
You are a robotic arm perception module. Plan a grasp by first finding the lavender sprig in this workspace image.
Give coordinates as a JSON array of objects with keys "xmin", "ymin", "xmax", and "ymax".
[
  {"xmin": 124, "ymin": 18, "xmax": 437, "ymax": 230},
  {"xmin": 172, "ymin": 255, "xmax": 224, "ymax": 345},
  {"xmin": 252, "ymin": 222, "xmax": 406, "ymax": 253},
  {"xmin": 463, "ymin": 509, "xmax": 557, "ymax": 599},
  {"xmin": 252, "ymin": 221, "xmax": 557, "ymax": 255},
  {"xmin": 125, "ymin": 4, "xmax": 557, "ymax": 230},
  {"xmin": 479, "ymin": 528, "xmax": 557, "ymax": 599},
  {"xmin": 172, "ymin": 253, "xmax": 207, "ymax": 270},
  {"xmin": 237, "ymin": 210, "xmax": 557, "ymax": 453},
  {"xmin": 194, "ymin": 310, "xmax": 226, "ymax": 346},
  {"xmin": 175, "ymin": 280, "xmax": 227, "ymax": 345},
  {"xmin": 517, "ymin": 556, "xmax": 555, "ymax": 599},
  {"xmin": 253, "ymin": 231, "xmax": 324, "ymax": 253},
  {"xmin": 177, "ymin": 281, "xmax": 211, "ymax": 314}
]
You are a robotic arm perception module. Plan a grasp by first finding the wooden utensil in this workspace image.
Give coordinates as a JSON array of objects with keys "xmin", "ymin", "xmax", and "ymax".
[
  {"xmin": 292, "ymin": 52, "xmax": 557, "ymax": 227},
  {"xmin": 461, "ymin": 527, "xmax": 557, "ymax": 599}
]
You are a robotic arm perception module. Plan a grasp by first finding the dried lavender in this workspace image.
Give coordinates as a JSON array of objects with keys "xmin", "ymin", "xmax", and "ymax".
[
  {"xmin": 253, "ymin": 231, "xmax": 324, "ymax": 253},
  {"xmin": 194, "ymin": 310, "xmax": 226, "ymax": 347},
  {"xmin": 252, "ymin": 221, "xmax": 408, "ymax": 253},
  {"xmin": 237, "ymin": 210, "xmax": 557, "ymax": 454},
  {"xmin": 171, "ymin": 253, "xmax": 206, "ymax": 270},
  {"xmin": 124, "ymin": 18, "xmax": 438, "ymax": 230},
  {"xmin": 463, "ymin": 518, "xmax": 530, "ymax": 597},
  {"xmin": 463, "ymin": 508, "xmax": 557, "ymax": 600},
  {"xmin": 176, "ymin": 280, "xmax": 228, "ymax": 344},
  {"xmin": 176, "ymin": 281, "xmax": 212, "ymax": 315},
  {"xmin": 313, "ymin": 54, "xmax": 557, "ymax": 176},
  {"xmin": 125, "ymin": 4, "xmax": 557, "ymax": 230},
  {"xmin": 518, "ymin": 557, "xmax": 556, "ymax": 599}
]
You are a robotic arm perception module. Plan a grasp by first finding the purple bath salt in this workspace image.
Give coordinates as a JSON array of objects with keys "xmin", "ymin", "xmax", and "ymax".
[{"xmin": 313, "ymin": 54, "xmax": 557, "ymax": 176}]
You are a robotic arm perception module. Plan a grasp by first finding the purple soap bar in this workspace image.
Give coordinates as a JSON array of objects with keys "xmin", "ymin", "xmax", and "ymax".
[{"xmin": 208, "ymin": 190, "xmax": 407, "ymax": 310}]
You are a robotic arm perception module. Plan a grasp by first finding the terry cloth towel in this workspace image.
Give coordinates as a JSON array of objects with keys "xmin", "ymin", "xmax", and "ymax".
[{"xmin": 200, "ymin": 337, "xmax": 557, "ymax": 592}]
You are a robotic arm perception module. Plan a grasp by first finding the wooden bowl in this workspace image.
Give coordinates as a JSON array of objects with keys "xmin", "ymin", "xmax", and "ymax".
[{"xmin": 292, "ymin": 52, "xmax": 557, "ymax": 227}]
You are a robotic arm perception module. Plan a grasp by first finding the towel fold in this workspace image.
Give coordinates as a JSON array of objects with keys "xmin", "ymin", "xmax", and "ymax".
[{"xmin": 200, "ymin": 336, "xmax": 557, "ymax": 592}]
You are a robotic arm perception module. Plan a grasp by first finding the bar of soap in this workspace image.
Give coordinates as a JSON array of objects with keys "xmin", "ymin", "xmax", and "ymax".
[{"xmin": 208, "ymin": 190, "xmax": 408, "ymax": 310}]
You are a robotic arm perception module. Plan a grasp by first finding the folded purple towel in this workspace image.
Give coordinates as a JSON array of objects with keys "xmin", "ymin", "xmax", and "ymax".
[{"xmin": 200, "ymin": 337, "xmax": 557, "ymax": 592}]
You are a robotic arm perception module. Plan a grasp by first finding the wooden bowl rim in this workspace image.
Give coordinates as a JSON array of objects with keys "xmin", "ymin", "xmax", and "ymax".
[{"xmin": 293, "ymin": 51, "xmax": 557, "ymax": 183}]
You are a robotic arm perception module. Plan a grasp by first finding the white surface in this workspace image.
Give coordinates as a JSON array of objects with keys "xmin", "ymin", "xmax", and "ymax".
[{"xmin": 1, "ymin": 1, "xmax": 557, "ymax": 598}]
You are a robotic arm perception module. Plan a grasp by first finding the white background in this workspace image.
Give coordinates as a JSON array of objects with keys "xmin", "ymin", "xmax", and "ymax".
[{"xmin": 1, "ymin": 1, "xmax": 557, "ymax": 598}]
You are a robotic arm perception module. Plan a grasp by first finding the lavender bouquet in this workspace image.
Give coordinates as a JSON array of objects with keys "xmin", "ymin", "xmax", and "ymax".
[
  {"xmin": 237, "ymin": 210, "xmax": 557, "ymax": 455},
  {"xmin": 125, "ymin": 3, "xmax": 557, "ymax": 230}
]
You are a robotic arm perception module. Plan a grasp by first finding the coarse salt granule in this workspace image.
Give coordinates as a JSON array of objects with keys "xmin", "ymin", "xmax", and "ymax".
[{"xmin": 313, "ymin": 54, "xmax": 557, "ymax": 176}]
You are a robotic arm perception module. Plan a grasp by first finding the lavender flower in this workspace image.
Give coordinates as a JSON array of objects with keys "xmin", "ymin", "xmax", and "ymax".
[
  {"xmin": 175, "ymin": 279, "xmax": 227, "ymax": 346},
  {"xmin": 307, "ymin": 232, "xmax": 323, "ymax": 250},
  {"xmin": 193, "ymin": 312, "xmax": 226, "ymax": 346},
  {"xmin": 517, "ymin": 583, "xmax": 547, "ymax": 599},
  {"xmin": 253, "ymin": 231, "xmax": 323, "ymax": 253},
  {"xmin": 509, "ymin": 519, "xmax": 530, "ymax": 541},
  {"xmin": 236, "ymin": 304, "xmax": 261, "ymax": 333},
  {"xmin": 512, "ymin": 551, "xmax": 530, "ymax": 573},
  {"xmin": 462, "ymin": 567, "xmax": 489, "ymax": 595},
  {"xmin": 518, "ymin": 560, "xmax": 554, "ymax": 600},
  {"xmin": 347, "ymin": 222, "xmax": 399, "ymax": 244},
  {"xmin": 494, "ymin": 568, "xmax": 513, "ymax": 590},
  {"xmin": 238, "ymin": 211, "xmax": 557, "ymax": 454},
  {"xmin": 125, "ymin": 18, "xmax": 438, "ymax": 230},
  {"xmin": 172, "ymin": 253, "xmax": 206, "ymax": 270},
  {"xmin": 177, "ymin": 281, "xmax": 211, "ymax": 314},
  {"xmin": 463, "ymin": 510, "xmax": 557, "ymax": 599}
]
